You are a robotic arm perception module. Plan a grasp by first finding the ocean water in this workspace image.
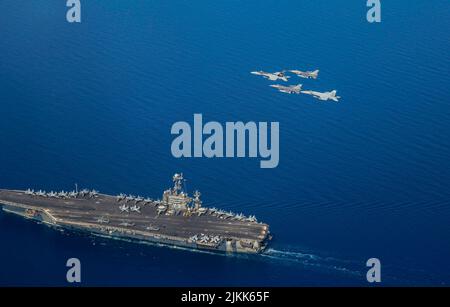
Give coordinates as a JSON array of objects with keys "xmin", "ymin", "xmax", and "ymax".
[{"xmin": 0, "ymin": 0, "xmax": 450, "ymax": 286}]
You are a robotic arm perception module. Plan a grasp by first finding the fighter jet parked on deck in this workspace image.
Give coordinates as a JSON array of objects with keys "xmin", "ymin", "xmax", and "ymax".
[
  {"xmin": 146, "ymin": 224, "xmax": 160, "ymax": 231},
  {"xmin": 302, "ymin": 90, "xmax": 340, "ymax": 102},
  {"xmin": 289, "ymin": 69, "xmax": 319, "ymax": 79},
  {"xmin": 25, "ymin": 189, "xmax": 35, "ymax": 196},
  {"xmin": 88, "ymin": 190, "xmax": 99, "ymax": 198},
  {"xmin": 36, "ymin": 190, "xmax": 46, "ymax": 197},
  {"xmin": 47, "ymin": 191, "xmax": 57, "ymax": 198},
  {"xmin": 58, "ymin": 191, "xmax": 68, "ymax": 199},
  {"xmin": 119, "ymin": 204, "xmax": 130, "ymax": 213},
  {"xmin": 79, "ymin": 189, "xmax": 90, "ymax": 197},
  {"xmin": 130, "ymin": 205, "xmax": 141, "ymax": 213},
  {"xmin": 68, "ymin": 191, "xmax": 77, "ymax": 198},
  {"xmin": 269, "ymin": 84, "xmax": 302, "ymax": 94},
  {"xmin": 116, "ymin": 193, "xmax": 126, "ymax": 202},
  {"xmin": 119, "ymin": 221, "xmax": 135, "ymax": 227},
  {"xmin": 96, "ymin": 216, "xmax": 110, "ymax": 224},
  {"xmin": 251, "ymin": 70, "xmax": 290, "ymax": 82}
]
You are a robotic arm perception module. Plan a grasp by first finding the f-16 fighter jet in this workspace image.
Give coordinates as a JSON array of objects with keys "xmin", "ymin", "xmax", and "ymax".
[
  {"xmin": 269, "ymin": 84, "xmax": 302, "ymax": 94},
  {"xmin": 302, "ymin": 90, "xmax": 340, "ymax": 102},
  {"xmin": 251, "ymin": 70, "xmax": 290, "ymax": 82},
  {"xmin": 289, "ymin": 69, "xmax": 319, "ymax": 79}
]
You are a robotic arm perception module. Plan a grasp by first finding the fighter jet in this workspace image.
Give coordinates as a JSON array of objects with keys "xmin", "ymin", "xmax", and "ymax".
[
  {"xmin": 125, "ymin": 195, "xmax": 135, "ymax": 203},
  {"xmin": 116, "ymin": 193, "xmax": 126, "ymax": 202},
  {"xmin": 269, "ymin": 84, "xmax": 302, "ymax": 94},
  {"xmin": 246, "ymin": 215, "xmax": 258, "ymax": 223},
  {"xmin": 157, "ymin": 204, "xmax": 167, "ymax": 215},
  {"xmin": 134, "ymin": 196, "xmax": 144, "ymax": 204},
  {"xmin": 88, "ymin": 190, "xmax": 99, "ymax": 198},
  {"xmin": 78, "ymin": 189, "xmax": 90, "ymax": 197},
  {"xmin": 289, "ymin": 69, "xmax": 319, "ymax": 79},
  {"xmin": 25, "ymin": 189, "xmax": 35, "ymax": 196},
  {"xmin": 146, "ymin": 224, "xmax": 160, "ymax": 231},
  {"xmin": 96, "ymin": 216, "xmax": 110, "ymax": 224},
  {"xmin": 251, "ymin": 70, "xmax": 290, "ymax": 82},
  {"xmin": 301, "ymin": 90, "xmax": 340, "ymax": 102},
  {"xmin": 36, "ymin": 190, "xmax": 46, "ymax": 197},
  {"xmin": 48, "ymin": 191, "xmax": 58, "ymax": 198},
  {"xmin": 211, "ymin": 236, "xmax": 221, "ymax": 244},
  {"xmin": 119, "ymin": 204, "xmax": 130, "ymax": 213},
  {"xmin": 197, "ymin": 207, "xmax": 208, "ymax": 216},
  {"xmin": 68, "ymin": 191, "xmax": 77, "ymax": 198},
  {"xmin": 130, "ymin": 205, "xmax": 141, "ymax": 213},
  {"xmin": 58, "ymin": 191, "xmax": 68, "ymax": 199},
  {"xmin": 234, "ymin": 213, "xmax": 245, "ymax": 221},
  {"xmin": 119, "ymin": 221, "xmax": 135, "ymax": 227}
]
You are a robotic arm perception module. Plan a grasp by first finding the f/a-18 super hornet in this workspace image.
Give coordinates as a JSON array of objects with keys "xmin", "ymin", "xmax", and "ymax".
[
  {"xmin": 251, "ymin": 70, "xmax": 290, "ymax": 82},
  {"xmin": 289, "ymin": 69, "xmax": 319, "ymax": 79},
  {"xmin": 302, "ymin": 90, "xmax": 340, "ymax": 102},
  {"xmin": 269, "ymin": 84, "xmax": 302, "ymax": 94},
  {"xmin": 96, "ymin": 216, "xmax": 110, "ymax": 224},
  {"xmin": 119, "ymin": 204, "xmax": 129, "ymax": 212},
  {"xmin": 130, "ymin": 204, "xmax": 141, "ymax": 213}
]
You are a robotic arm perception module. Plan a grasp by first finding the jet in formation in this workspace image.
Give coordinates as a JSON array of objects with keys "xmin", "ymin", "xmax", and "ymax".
[
  {"xmin": 269, "ymin": 84, "xmax": 302, "ymax": 94},
  {"xmin": 251, "ymin": 68, "xmax": 340, "ymax": 101},
  {"xmin": 251, "ymin": 70, "xmax": 290, "ymax": 82},
  {"xmin": 289, "ymin": 69, "xmax": 319, "ymax": 79},
  {"xmin": 301, "ymin": 90, "xmax": 340, "ymax": 102}
]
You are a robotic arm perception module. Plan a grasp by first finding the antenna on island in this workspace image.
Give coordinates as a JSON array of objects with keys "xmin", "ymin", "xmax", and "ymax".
[{"xmin": 183, "ymin": 178, "xmax": 188, "ymax": 194}]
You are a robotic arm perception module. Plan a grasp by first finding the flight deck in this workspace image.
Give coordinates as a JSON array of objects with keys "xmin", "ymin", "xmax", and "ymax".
[{"xmin": 0, "ymin": 174, "xmax": 271, "ymax": 254}]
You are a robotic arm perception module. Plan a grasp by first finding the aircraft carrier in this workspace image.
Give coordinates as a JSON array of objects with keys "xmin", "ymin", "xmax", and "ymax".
[{"xmin": 0, "ymin": 174, "xmax": 271, "ymax": 254}]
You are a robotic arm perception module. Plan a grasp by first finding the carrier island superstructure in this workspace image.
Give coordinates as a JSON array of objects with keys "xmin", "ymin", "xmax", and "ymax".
[{"xmin": 0, "ymin": 174, "xmax": 271, "ymax": 254}]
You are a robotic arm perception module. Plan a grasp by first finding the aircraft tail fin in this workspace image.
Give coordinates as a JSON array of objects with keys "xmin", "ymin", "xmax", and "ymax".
[{"xmin": 330, "ymin": 90, "xmax": 340, "ymax": 102}]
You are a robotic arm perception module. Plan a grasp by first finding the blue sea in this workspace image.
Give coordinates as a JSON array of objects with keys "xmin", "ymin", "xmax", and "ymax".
[{"xmin": 1, "ymin": 1, "xmax": 449, "ymax": 286}]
